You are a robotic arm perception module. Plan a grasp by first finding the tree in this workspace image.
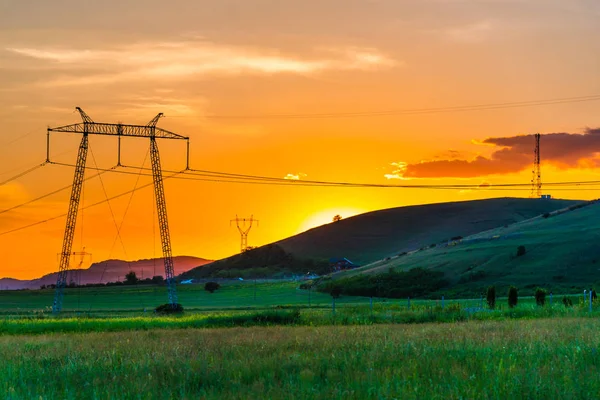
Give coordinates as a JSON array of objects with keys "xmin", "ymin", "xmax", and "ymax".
[
  {"xmin": 151, "ymin": 275, "xmax": 164, "ymax": 284},
  {"xmin": 330, "ymin": 286, "xmax": 342, "ymax": 298},
  {"xmin": 508, "ymin": 286, "xmax": 518, "ymax": 308},
  {"xmin": 204, "ymin": 281, "xmax": 221, "ymax": 293},
  {"xmin": 486, "ymin": 286, "xmax": 496, "ymax": 309},
  {"xmin": 125, "ymin": 271, "xmax": 138, "ymax": 285},
  {"xmin": 516, "ymin": 245, "xmax": 527, "ymax": 257},
  {"xmin": 333, "ymin": 215, "xmax": 342, "ymax": 223},
  {"xmin": 535, "ymin": 288, "xmax": 547, "ymax": 306}
]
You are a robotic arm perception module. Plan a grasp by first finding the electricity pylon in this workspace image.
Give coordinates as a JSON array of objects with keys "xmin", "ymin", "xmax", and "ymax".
[
  {"xmin": 56, "ymin": 247, "xmax": 92, "ymax": 286},
  {"xmin": 530, "ymin": 133, "xmax": 541, "ymax": 198},
  {"xmin": 48, "ymin": 107, "xmax": 189, "ymax": 313},
  {"xmin": 231, "ymin": 215, "xmax": 258, "ymax": 253}
]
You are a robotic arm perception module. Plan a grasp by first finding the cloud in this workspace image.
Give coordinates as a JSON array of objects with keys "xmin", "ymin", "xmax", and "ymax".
[
  {"xmin": 6, "ymin": 41, "xmax": 398, "ymax": 87},
  {"xmin": 284, "ymin": 173, "xmax": 307, "ymax": 180},
  {"xmin": 384, "ymin": 162, "xmax": 410, "ymax": 180},
  {"xmin": 396, "ymin": 128, "xmax": 600, "ymax": 178},
  {"xmin": 425, "ymin": 20, "xmax": 495, "ymax": 43}
]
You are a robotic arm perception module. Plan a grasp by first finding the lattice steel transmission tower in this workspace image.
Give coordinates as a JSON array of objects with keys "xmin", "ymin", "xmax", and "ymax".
[
  {"xmin": 231, "ymin": 215, "xmax": 259, "ymax": 253},
  {"xmin": 530, "ymin": 133, "xmax": 541, "ymax": 198},
  {"xmin": 48, "ymin": 107, "xmax": 189, "ymax": 313}
]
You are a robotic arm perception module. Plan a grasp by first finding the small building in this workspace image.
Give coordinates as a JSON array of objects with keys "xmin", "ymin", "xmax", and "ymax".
[
  {"xmin": 329, "ymin": 257, "xmax": 359, "ymax": 272},
  {"xmin": 541, "ymin": 194, "xmax": 552, "ymax": 199}
]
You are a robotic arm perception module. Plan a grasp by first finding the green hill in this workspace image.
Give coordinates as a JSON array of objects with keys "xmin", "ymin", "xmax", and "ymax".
[
  {"xmin": 181, "ymin": 198, "xmax": 577, "ymax": 280},
  {"xmin": 276, "ymin": 197, "xmax": 578, "ymax": 265},
  {"xmin": 326, "ymin": 200, "xmax": 599, "ymax": 298}
]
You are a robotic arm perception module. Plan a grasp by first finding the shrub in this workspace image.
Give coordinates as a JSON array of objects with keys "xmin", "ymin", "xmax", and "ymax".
[
  {"xmin": 204, "ymin": 282, "xmax": 221, "ymax": 293},
  {"xmin": 542, "ymin": 213, "xmax": 550, "ymax": 219},
  {"xmin": 593, "ymin": 290, "xmax": 598, "ymax": 301},
  {"xmin": 330, "ymin": 286, "xmax": 342, "ymax": 299},
  {"xmin": 299, "ymin": 281, "xmax": 313, "ymax": 290},
  {"xmin": 516, "ymin": 245, "xmax": 527, "ymax": 257},
  {"xmin": 154, "ymin": 303, "xmax": 184, "ymax": 314},
  {"xmin": 562, "ymin": 296, "xmax": 573, "ymax": 307},
  {"xmin": 535, "ymin": 288, "xmax": 547, "ymax": 306},
  {"xmin": 486, "ymin": 286, "xmax": 496, "ymax": 309},
  {"xmin": 508, "ymin": 286, "xmax": 518, "ymax": 308},
  {"xmin": 124, "ymin": 271, "xmax": 138, "ymax": 285}
]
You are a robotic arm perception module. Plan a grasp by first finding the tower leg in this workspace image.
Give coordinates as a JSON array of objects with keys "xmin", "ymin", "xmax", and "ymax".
[
  {"xmin": 53, "ymin": 134, "xmax": 89, "ymax": 313},
  {"xmin": 150, "ymin": 137, "xmax": 178, "ymax": 306}
]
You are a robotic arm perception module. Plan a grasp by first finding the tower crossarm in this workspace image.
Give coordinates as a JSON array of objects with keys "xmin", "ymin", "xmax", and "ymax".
[{"xmin": 48, "ymin": 122, "xmax": 188, "ymax": 140}]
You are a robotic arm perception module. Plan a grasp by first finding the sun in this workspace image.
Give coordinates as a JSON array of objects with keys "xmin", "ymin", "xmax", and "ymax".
[{"xmin": 298, "ymin": 208, "xmax": 364, "ymax": 233}]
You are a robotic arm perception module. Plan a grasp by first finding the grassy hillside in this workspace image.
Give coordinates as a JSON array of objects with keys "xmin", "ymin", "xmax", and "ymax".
[
  {"xmin": 276, "ymin": 197, "xmax": 577, "ymax": 264},
  {"xmin": 179, "ymin": 244, "xmax": 330, "ymax": 280},
  {"xmin": 329, "ymin": 200, "xmax": 600, "ymax": 298}
]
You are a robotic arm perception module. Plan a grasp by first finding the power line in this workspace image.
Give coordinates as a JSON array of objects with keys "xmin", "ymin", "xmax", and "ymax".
[
  {"xmin": 0, "ymin": 171, "xmax": 182, "ymax": 237},
  {"xmin": 0, "ymin": 170, "xmax": 107, "ymax": 216},
  {"xmin": 53, "ymin": 161, "xmax": 600, "ymax": 189},
  {"xmin": 0, "ymin": 128, "xmax": 39, "ymax": 147},
  {"xmin": 0, "ymin": 163, "xmax": 46, "ymax": 187},
  {"xmin": 183, "ymin": 94, "xmax": 600, "ymax": 120}
]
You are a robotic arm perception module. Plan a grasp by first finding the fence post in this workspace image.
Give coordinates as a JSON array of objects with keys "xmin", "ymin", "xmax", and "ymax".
[{"xmin": 332, "ymin": 297, "xmax": 336, "ymax": 317}]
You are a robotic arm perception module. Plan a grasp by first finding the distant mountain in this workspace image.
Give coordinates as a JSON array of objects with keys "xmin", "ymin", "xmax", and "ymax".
[{"xmin": 0, "ymin": 256, "xmax": 211, "ymax": 290}]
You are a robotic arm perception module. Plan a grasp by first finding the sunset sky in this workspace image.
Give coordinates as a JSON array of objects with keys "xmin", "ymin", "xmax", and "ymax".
[{"xmin": 1, "ymin": 0, "xmax": 600, "ymax": 279}]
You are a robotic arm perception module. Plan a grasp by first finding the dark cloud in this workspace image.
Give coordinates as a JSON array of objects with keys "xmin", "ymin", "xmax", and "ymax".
[{"xmin": 402, "ymin": 128, "xmax": 600, "ymax": 178}]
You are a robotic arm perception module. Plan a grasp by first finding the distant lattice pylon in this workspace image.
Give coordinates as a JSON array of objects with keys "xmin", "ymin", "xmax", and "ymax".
[
  {"xmin": 530, "ymin": 133, "xmax": 541, "ymax": 198},
  {"xmin": 231, "ymin": 215, "xmax": 258, "ymax": 253}
]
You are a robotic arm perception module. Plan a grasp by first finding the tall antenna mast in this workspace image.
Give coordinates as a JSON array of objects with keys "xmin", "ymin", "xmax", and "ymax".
[
  {"xmin": 230, "ymin": 215, "xmax": 259, "ymax": 253},
  {"xmin": 530, "ymin": 133, "xmax": 541, "ymax": 198}
]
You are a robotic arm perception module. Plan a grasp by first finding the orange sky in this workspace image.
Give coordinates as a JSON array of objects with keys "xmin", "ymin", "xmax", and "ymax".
[{"xmin": 1, "ymin": 0, "xmax": 600, "ymax": 279}]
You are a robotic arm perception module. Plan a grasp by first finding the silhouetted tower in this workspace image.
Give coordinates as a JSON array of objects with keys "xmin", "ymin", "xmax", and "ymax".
[
  {"xmin": 47, "ymin": 108, "xmax": 190, "ymax": 313},
  {"xmin": 530, "ymin": 133, "xmax": 541, "ymax": 198},
  {"xmin": 231, "ymin": 215, "xmax": 259, "ymax": 253}
]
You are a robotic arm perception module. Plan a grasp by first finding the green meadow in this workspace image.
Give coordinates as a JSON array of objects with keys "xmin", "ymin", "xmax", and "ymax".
[{"xmin": 3, "ymin": 318, "xmax": 600, "ymax": 399}]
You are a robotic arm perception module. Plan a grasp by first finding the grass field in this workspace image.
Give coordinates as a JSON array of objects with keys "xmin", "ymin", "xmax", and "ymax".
[
  {"xmin": 2, "ymin": 318, "xmax": 600, "ymax": 399},
  {"xmin": 0, "ymin": 281, "xmax": 360, "ymax": 313}
]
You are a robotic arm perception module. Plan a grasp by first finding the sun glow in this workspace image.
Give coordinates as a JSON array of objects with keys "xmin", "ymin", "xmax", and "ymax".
[{"xmin": 298, "ymin": 208, "xmax": 364, "ymax": 233}]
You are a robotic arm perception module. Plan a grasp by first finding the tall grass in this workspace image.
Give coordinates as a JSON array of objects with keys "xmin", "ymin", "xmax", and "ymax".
[
  {"xmin": 0, "ymin": 299, "xmax": 597, "ymax": 334},
  {"xmin": 2, "ymin": 318, "xmax": 600, "ymax": 399}
]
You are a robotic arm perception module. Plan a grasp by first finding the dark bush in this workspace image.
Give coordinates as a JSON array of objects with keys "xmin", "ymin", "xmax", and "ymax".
[
  {"xmin": 124, "ymin": 271, "xmax": 138, "ymax": 285},
  {"xmin": 542, "ymin": 213, "xmax": 550, "ymax": 219},
  {"xmin": 320, "ymin": 268, "xmax": 448, "ymax": 299},
  {"xmin": 508, "ymin": 286, "xmax": 518, "ymax": 308},
  {"xmin": 486, "ymin": 286, "xmax": 496, "ymax": 309},
  {"xmin": 593, "ymin": 290, "xmax": 598, "ymax": 301},
  {"xmin": 330, "ymin": 286, "xmax": 342, "ymax": 299},
  {"xmin": 535, "ymin": 288, "xmax": 547, "ymax": 306},
  {"xmin": 155, "ymin": 303, "xmax": 184, "ymax": 314},
  {"xmin": 299, "ymin": 281, "xmax": 313, "ymax": 290},
  {"xmin": 204, "ymin": 282, "xmax": 221, "ymax": 293},
  {"xmin": 516, "ymin": 245, "xmax": 527, "ymax": 257},
  {"xmin": 562, "ymin": 296, "xmax": 573, "ymax": 307}
]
